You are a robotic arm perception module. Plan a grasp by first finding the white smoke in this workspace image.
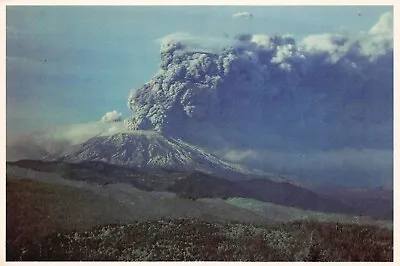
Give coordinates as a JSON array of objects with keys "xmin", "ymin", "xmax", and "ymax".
[
  {"xmin": 233, "ymin": 12, "xmax": 253, "ymax": 19},
  {"xmin": 369, "ymin": 11, "xmax": 393, "ymax": 37},
  {"xmin": 156, "ymin": 32, "xmax": 234, "ymax": 56},
  {"xmin": 7, "ymin": 121, "xmax": 128, "ymax": 161},
  {"xmin": 101, "ymin": 110, "xmax": 123, "ymax": 123},
  {"xmin": 300, "ymin": 11, "xmax": 393, "ymax": 62},
  {"xmin": 300, "ymin": 33, "xmax": 352, "ymax": 63}
]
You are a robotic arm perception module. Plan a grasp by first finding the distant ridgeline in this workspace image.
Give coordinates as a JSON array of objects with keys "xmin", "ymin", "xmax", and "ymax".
[{"xmin": 7, "ymin": 159, "xmax": 393, "ymax": 220}]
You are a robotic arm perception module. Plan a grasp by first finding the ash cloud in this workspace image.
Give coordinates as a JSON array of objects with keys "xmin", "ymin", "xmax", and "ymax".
[
  {"xmin": 126, "ymin": 12, "xmax": 393, "ymax": 152},
  {"xmin": 217, "ymin": 148, "xmax": 393, "ymax": 188},
  {"xmin": 123, "ymin": 12, "xmax": 393, "ymax": 187}
]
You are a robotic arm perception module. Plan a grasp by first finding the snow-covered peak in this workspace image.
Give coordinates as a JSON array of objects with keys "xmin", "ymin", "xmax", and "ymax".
[{"xmin": 49, "ymin": 131, "xmax": 258, "ymax": 180}]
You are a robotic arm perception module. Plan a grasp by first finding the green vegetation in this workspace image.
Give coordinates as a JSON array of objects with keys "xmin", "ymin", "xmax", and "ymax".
[{"xmin": 8, "ymin": 219, "xmax": 392, "ymax": 261}]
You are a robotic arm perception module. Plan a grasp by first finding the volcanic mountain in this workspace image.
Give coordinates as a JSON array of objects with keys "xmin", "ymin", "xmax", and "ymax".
[{"xmin": 46, "ymin": 130, "xmax": 277, "ymax": 182}]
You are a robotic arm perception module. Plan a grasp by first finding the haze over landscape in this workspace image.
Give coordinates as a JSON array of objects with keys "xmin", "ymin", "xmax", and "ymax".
[{"xmin": 5, "ymin": 5, "xmax": 395, "ymax": 262}]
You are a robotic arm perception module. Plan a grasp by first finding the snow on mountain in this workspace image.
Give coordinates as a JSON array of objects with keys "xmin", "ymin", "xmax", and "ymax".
[{"xmin": 48, "ymin": 131, "xmax": 266, "ymax": 181}]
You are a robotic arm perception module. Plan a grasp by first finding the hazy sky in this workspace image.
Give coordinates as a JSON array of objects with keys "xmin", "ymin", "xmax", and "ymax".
[{"xmin": 6, "ymin": 5, "xmax": 392, "ymax": 133}]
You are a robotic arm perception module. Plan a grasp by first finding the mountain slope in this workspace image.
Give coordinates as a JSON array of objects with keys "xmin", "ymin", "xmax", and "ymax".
[
  {"xmin": 46, "ymin": 131, "xmax": 272, "ymax": 181},
  {"xmin": 7, "ymin": 160, "xmax": 393, "ymax": 219},
  {"xmin": 6, "ymin": 170, "xmax": 270, "ymax": 259},
  {"xmin": 166, "ymin": 171, "xmax": 353, "ymax": 214}
]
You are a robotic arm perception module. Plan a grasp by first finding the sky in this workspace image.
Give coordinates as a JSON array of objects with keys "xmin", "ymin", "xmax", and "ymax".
[
  {"xmin": 6, "ymin": 5, "xmax": 393, "ymax": 133},
  {"xmin": 4, "ymin": 5, "xmax": 395, "ymax": 188}
]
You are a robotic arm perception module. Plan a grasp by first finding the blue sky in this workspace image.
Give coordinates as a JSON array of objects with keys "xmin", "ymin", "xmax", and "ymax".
[{"xmin": 6, "ymin": 5, "xmax": 392, "ymax": 133}]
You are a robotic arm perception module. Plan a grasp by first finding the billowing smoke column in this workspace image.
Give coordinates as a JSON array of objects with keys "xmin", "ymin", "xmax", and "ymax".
[{"xmin": 125, "ymin": 12, "xmax": 393, "ymax": 151}]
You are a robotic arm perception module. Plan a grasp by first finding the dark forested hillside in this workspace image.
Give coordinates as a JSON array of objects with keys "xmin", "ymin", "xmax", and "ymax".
[{"xmin": 8, "ymin": 219, "xmax": 393, "ymax": 261}]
